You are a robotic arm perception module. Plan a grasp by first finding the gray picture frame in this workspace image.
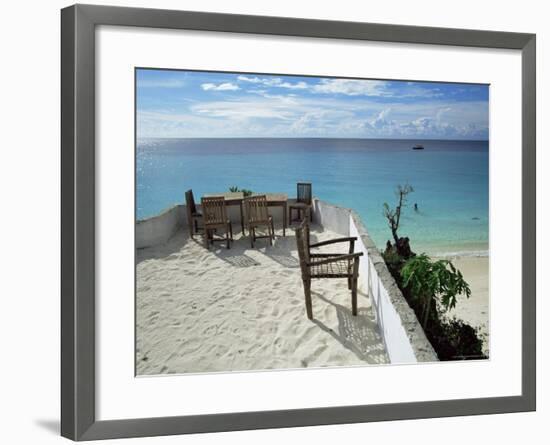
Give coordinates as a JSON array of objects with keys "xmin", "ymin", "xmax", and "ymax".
[{"xmin": 61, "ymin": 3, "xmax": 536, "ymax": 441}]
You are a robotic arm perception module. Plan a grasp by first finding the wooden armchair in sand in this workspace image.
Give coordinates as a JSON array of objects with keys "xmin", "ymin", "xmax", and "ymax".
[
  {"xmin": 295, "ymin": 219, "xmax": 363, "ymax": 319},
  {"xmin": 201, "ymin": 196, "xmax": 233, "ymax": 249},
  {"xmin": 185, "ymin": 189, "xmax": 203, "ymax": 239},
  {"xmin": 244, "ymin": 195, "xmax": 275, "ymax": 248},
  {"xmin": 288, "ymin": 182, "xmax": 313, "ymax": 225}
]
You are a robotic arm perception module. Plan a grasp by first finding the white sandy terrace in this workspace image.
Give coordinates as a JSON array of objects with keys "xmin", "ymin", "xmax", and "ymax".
[{"xmin": 136, "ymin": 225, "xmax": 389, "ymax": 375}]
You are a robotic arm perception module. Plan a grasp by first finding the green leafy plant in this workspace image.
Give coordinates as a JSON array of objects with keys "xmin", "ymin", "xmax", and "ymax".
[
  {"xmin": 401, "ymin": 254, "xmax": 471, "ymax": 329},
  {"xmin": 228, "ymin": 186, "xmax": 253, "ymax": 197}
]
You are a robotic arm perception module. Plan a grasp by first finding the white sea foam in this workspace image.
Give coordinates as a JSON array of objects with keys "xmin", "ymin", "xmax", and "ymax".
[{"xmin": 432, "ymin": 250, "xmax": 489, "ymax": 259}]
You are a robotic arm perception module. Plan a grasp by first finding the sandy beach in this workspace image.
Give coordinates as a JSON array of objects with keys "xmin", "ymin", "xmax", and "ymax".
[
  {"xmin": 136, "ymin": 227, "xmax": 388, "ymax": 375},
  {"xmin": 439, "ymin": 255, "xmax": 490, "ymax": 355}
]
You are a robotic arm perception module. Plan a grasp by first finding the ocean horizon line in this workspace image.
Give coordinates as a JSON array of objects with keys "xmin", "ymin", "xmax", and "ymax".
[{"xmin": 137, "ymin": 136, "xmax": 489, "ymax": 142}]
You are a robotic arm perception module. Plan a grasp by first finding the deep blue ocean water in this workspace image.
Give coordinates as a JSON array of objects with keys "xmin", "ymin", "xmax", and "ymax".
[{"xmin": 137, "ymin": 138, "xmax": 488, "ymax": 256}]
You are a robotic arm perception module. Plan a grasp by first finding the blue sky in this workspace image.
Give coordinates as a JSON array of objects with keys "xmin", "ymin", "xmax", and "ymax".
[{"xmin": 136, "ymin": 69, "xmax": 489, "ymax": 140}]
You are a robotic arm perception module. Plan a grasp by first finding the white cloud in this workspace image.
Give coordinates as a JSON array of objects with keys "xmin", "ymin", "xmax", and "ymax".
[
  {"xmin": 247, "ymin": 89, "xmax": 268, "ymax": 95},
  {"xmin": 238, "ymin": 75, "xmax": 308, "ymax": 90},
  {"xmin": 278, "ymin": 81, "xmax": 308, "ymax": 90},
  {"xmin": 138, "ymin": 93, "xmax": 488, "ymax": 139},
  {"xmin": 313, "ymin": 79, "xmax": 390, "ymax": 96},
  {"xmin": 201, "ymin": 82, "xmax": 240, "ymax": 91},
  {"xmin": 245, "ymin": 90, "xmax": 300, "ymax": 104},
  {"xmin": 436, "ymin": 107, "xmax": 452, "ymax": 122},
  {"xmin": 237, "ymin": 75, "xmax": 445, "ymax": 98},
  {"xmin": 191, "ymin": 99, "xmax": 298, "ymax": 121},
  {"xmin": 311, "ymin": 79, "xmax": 444, "ymax": 98},
  {"xmin": 365, "ymin": 106, "xmax": 488, "ymax": 139},
  {"xmin": 237, "ymin": 75, "xmax": 262, "ymax": 84},
  {"xmin": 370, "ymin": 108, "xmax": 392, "ymax": 129},
  {"xmin": 290, "ymin": 109, "xmax": 356, "ymax": 134}
]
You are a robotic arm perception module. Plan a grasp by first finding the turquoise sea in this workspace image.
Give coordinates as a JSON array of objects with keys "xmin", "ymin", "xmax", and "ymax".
[{"xmin": 137, "ymin": 138, "xmax": 488, "ymax": 256}]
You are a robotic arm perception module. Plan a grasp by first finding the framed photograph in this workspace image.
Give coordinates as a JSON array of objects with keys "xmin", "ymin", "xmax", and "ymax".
[{"xmin": 61, "ymin": 4, "xmax": 536, "ymax": 441}]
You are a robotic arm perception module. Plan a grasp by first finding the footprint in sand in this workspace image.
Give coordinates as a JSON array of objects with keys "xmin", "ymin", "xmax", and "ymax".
[
  {"xmin": 295, "ymin": 326, "xmax": 317, "ymax": 348},
  {"xmin": 303, "ymin": 345, "xmax": 328, "ymax": 364}
]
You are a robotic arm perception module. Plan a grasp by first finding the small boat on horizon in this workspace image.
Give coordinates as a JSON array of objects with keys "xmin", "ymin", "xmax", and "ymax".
[{"xmin": 412, "ymin": 144, "xmax": 425, "ymax": 150}]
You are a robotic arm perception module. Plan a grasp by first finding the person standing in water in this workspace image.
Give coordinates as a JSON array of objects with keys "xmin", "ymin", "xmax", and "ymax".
[{"xmin": 414, "ymin": 203, "xmax": 418, "ymax": 212}]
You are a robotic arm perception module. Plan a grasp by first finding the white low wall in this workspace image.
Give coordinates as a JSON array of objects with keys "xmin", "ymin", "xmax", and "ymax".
[
  {"xmin": 312, "ymin": 199, "xmax": 438, "ymax": 363},
  {"xmin": 312, "ymin": 199, "xmax": 350, "ymax": 235},
  {"xmin": 136, "ymin": 201, "xmax": 289, "ymax": 249},
  {"xmin": 349, "ymin": 212, "xmax": 437, "ymax": 363},
  {"xmin": 136, "ymin": 205, "xmax": 186, "ymax": 249}
]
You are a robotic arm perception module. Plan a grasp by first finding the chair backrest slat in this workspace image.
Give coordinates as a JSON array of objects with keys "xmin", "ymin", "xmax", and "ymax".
[
  {"xmin": 297, "ymin": 183, "xmax": 312, "ymax": 204},
  {"xmin": 295, "ymin": 220, "xmax": 310, "ymax": 277},
  {"xmin": 185, "ymin": 189, "xmax": 197, "ymax": 214},
  {"xmin": 245, "ymin": 195, "xmax": 269, "ymax": 223},
  {"xmin": 201, "ymin": 196, "xmax": 228, "ymax": 225}
]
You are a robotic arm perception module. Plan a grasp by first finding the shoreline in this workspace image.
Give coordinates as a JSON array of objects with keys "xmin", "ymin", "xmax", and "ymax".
[
  {"xmin": 428, "ymin": 255, "xmax": 489, "ymax": 356},
  {"xmin": 411, "ymin": 241, "xmax": 489, "ymax": 259}
]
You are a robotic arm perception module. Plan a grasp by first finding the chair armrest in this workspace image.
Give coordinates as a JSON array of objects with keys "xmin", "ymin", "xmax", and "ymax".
[
  {"xmin": 309, "ymin": 237, "xmax": 357, "ymax": 248},
  {"xmin": 308, "ymin": 252, "xmax": 363, "ymax": 267}
]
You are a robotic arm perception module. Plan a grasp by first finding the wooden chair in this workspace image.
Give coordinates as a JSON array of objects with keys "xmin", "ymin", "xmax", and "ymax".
[
  {"xmin": 295, "ymin": 219, "xmax": 363, "ymax": 319},
  {"xmin": 185, "ymin": 189, "xmax": 203, "ymax": 239},
  {"xmin": 245, "ymin": 195, "xmax": 274, "ymax": 248},
  {"xmin": 289, "ymin": 182, "xmax": 313, "ymax": 225},
  {"xmin": 201, "ymin": 196, "xmax": 233, "ymax": 249}
]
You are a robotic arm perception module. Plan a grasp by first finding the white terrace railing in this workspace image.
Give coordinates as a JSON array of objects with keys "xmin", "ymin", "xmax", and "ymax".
[
  {"xmin": 136, "ymin": 198, "xmax": 438, "ymax": 364},
  {"xmin": 313, "ymin": 199, "xmax": 437, "ymax": 363}
]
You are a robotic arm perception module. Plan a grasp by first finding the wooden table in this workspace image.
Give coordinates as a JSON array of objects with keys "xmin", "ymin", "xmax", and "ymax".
[
  {"xmin": 264, "ymin": 193, "xmax": 288, "ymax": 237},
  {"xmin": 203, "ymin": 192, "xmax": 288, "ymax": 236}
]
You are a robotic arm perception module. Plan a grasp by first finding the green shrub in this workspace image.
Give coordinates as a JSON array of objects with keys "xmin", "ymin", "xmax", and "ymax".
[
  {"xmin": 429, "ymin": 317, "xmax": 485, "ymax": 360},
  {"xmin": 401, "ymin": 254, "xmax": 471, "ymax": 329},
  {"xmin": 229, "ymin": 186, "xmax": 253, "ymax": 197}
]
